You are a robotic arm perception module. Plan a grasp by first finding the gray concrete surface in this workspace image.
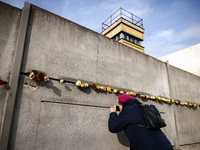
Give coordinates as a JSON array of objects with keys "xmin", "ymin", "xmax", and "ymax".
[
  {"xmin": 1, "ymin": 2, "xmax": 200, "ymax": 150},
  {"xmin": 0, "ymin": 2, "xmax": 21, "ymax": 145}
]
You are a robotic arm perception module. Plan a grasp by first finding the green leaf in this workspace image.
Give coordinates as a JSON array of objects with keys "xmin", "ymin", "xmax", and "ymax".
[{"xmin": 32, "ymin": 70, "xmax": 38, "ymax": 75}]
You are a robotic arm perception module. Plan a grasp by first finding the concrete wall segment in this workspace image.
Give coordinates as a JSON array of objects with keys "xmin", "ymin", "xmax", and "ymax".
[
  {"xmin": 1, "ymin": 1, "xmax": 200, "ymax": 150},
  {"xmin": 22, "ymin": 5, "xmax": 170, "ymax": 99},
  {"xmin": 0, "ymin": 2, "xmax": 21, "ymax": 148}
]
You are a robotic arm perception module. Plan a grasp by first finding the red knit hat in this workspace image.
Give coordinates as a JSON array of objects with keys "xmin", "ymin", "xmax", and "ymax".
[{"xmin": 118, "ymin": 94, "xmax": 134, "ymax": 105}]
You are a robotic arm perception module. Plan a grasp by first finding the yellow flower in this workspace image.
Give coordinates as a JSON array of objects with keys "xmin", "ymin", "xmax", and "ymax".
[
  {"xmin": 157, "ymin": 97, "xmax": 161, "ymax": 100},
  {"xmin": 189, "ymin": 103, "xmax": 192, "ymax": 106},
  {"xmin": 130, "ymin": 92, "xmax": 136, "ymax": 96},
  {"xmin": 96, "ymin": 86, "xmax": 100, "ymax": 89},
  {"xmin": 75, "ymin": 80, "xmax": 81, "ymax": 86},
  {"xmin": 113, "ymin": 89, "xmax": 118, "ymax": 93},
  {"xmin": 107, "ymin": 87, "xmax": 111, "ymax": 92},
  {"xmin": 119, "ymin": 91, "xmax": 124, "ymax": 94},
  {"xmin": 194, "ymin": 104, "xmax": 197, "ymax": 107},
  {"xmin": 60, "ymin": 79, "xmax": 64, "ymax": 83},
  {"xmin": 81, "ymin": 84, "xmax": 84, "ymax": 87}
]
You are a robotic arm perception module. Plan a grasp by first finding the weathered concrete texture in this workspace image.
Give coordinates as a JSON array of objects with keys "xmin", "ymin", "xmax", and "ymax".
[
  {"xmin": 170, "ymin": 66, "xmax": 200, "ymax": 145},
  {"xmin": 0, "ymin": 1, "xmax": 21, "ymax": 140},
  {"xmin": 36, "ymin": 102, "xmax": 129, "ymax": 150},
  {"xmin": 3, "ymin": 2, "xmax": 200, "ymax": 150},
  {"xmin": 11, "ymin": 76, "xmax": 130, "ymax": 150},
  {"xmin": 22, "ymin": 5, "xmax": 170, "ymax": 98},
  {"xmin": 170, "ymin": 66, "xmax": 200, "ymax": 103},
  {"xmin": 180, "ymin": 143, "xmax": 200, "ymax": 150}
]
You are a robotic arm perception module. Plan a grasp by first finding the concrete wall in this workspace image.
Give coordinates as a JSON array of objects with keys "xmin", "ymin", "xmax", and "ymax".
[
  {"xmin": 0, "ymin": 1, "xmax": 21, "ymax": 138},
  {"xmin": 1, "ymin": 2, "xmax": 200, "ymax": 150}
]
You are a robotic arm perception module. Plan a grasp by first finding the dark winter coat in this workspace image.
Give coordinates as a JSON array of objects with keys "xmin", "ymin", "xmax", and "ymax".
[{"xmin": 108, "ymin": 99, "xmax": 173, "ymax": 150}]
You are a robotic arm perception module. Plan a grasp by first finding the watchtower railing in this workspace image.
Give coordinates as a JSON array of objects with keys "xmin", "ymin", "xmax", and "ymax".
[{"xmin": 102, "ymin": 7, "xmax": 143, "ymax": 32}]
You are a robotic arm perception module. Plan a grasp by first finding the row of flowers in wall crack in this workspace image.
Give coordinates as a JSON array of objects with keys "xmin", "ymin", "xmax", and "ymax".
[
  {"xmin": 22, "ymin": 70, "xmax": 199, "ymax": 109},
  {"xmin": 75, "ymin": 80, "xmax": 199, "ymax": 109}
]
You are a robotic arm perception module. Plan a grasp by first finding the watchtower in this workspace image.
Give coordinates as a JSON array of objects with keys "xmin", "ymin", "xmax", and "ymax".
[{"xmin": 101, "ymin": 7, "xmax": 145, "ymax": 53}]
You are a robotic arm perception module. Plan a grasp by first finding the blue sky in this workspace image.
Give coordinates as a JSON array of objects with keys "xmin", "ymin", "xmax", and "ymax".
[{"xmin": 2, "ymin": 0, "xmax": 200, "ymax": 58}]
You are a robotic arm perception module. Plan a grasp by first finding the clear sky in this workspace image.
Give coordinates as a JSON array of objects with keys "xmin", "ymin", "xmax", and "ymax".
[{"xmin": 2, "ymin": 0, "xmax": 200, "ymax": 58}]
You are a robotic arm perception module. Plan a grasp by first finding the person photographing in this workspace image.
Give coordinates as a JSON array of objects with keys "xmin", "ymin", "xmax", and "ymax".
[{"xmin": 108, "ymin": 94, "xmax": 173, "ymax": 150}]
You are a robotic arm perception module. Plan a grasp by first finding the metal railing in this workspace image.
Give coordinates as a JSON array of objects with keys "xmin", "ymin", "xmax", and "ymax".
[{"xmin": 102, "ymin": 7, "xmax": 143, "ymax": 32}]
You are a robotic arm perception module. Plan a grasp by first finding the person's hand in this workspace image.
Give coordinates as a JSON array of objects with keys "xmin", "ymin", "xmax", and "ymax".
[{"xmin": 110, "ymin": 105, "xmax": 117, "ymax": 113}]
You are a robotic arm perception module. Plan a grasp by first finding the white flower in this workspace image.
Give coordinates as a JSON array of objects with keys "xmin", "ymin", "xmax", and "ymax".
[{"xmin": 75, "ymin": 80, "xmax": 81, "ymax": 86}]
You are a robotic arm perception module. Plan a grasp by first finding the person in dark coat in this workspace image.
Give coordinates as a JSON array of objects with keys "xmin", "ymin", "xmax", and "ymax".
[{"xmin": 108, "ymin": 94, "xmax": 173, "ymax": 150}]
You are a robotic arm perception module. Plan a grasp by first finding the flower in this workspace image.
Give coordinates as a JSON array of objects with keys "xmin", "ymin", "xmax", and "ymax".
[
  {"xmin": 113, "ymin": 89, "xmax": 118, "ymax": 93},
  {"xmin": 37, "ymin": 73, "xmax": 43, "ymax": 79},
  {"xmin": 92, "ymin": 84, "xmax": 96, "ymax": 87},
  {"xmin": 75, "ymin": 80, "xmax": 81, "ymax": 86},
  {"xmin": 107, "ymin": 87, "xmax": 111, "ymax": 92},
  {"xmin": 130, "ymin": 92, "xmax": 136, "ymax": 96},
  {"xmin": 96, "ymin": 86, "xmax": 100, "ymax": 89},
  {"xmin": 175, "ymin": 101, "xmax": 180, "ymax": 104},
  {"xmin": 157, "ymin": 97, "xmax": 161, "ymax": 100},
  {"xmin": 151, "ymin": 96, "xmax": 156, "ymax": 99},
  {"xmin": 60, "ymin": 79, "xmax": 64, "ymax": 83},
  {"xmin": 44, "ymin": 76, "xmax": 49, "ymax": 81},
  {"xmin": 100, "ymin": 86, "xmax": 103, "ymax": 90},
  {"xmin": 82, "ymin": 82, "xmax": 88, "ymax": 87},
  {"xmin": 119, "ymin": 91, "xmax": 124, "ymax": 94},
  {"xmin": 126, "ymin": 92, "xmax": 130, "ymax": 95},
  {"xmin": 0, "ymin": 80, "xmax": 4, "ymax": 85},
  {"xmin": 103, "ymin": 87, "xmax": 106, "ymax": 91},
  {"xmin": 29, "ymin": 72, "xmax": 35, "ymax": 80}
]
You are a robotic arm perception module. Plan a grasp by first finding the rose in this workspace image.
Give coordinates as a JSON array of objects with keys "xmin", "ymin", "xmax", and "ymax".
[
  {"xmin": 44, "ymin": 76, "xmax": 49, "ymax": 81},
  {"xmin": 126, "ymin": 92, "xmax": 130, "ymax": 95},
  {"xmin": 130, "ymin": 92, "xmax": 135, "ymax": 96},
  {"xmin": 29, "ymin": 72, "xmax": 35, "ymax": 80},
  {"xmin": 103, "ymin": 87, "xmax": 106, "ymax": 91},
  {"xmin": 119, "ymin": 91, "xmax": 124, "ymax": 94},
  {"xmin": 81, "ymin": 84, "xmax": 84, "ymax": 87},
  {"xmin": 60, "ymin": 79, "xmax": 64, "ymax": 83},
  {"xmin": 107, "ymin": 87, "xmax": 111, "ymax": 92},
  {"xmin": 100, "ymin": 86, "xmax": 103, "ymax": 90},
  {"xmin": 85, "ymin": 83, "xmax": 89, "ymax": 87},
  {"xmin": 0, "ymin": 80, "xmax": 4, "ymax": 85},
  {"xmin": 75, "ymin": 80, "xmax": 81, "ymax": 86},
  {"xmin": 96, "ymin": 86, "xmax": 100, "ymax": 89},
  {"xmin": 92, "ymin": 84, "xmax": 96, "ymax": 87},
  {"xmin": 37, "ymin": 73, "xmax": 43, "ymax": 79},
  {"xmin": 113, "ymin": 89, "xmax": 117, "ymax": 93}
]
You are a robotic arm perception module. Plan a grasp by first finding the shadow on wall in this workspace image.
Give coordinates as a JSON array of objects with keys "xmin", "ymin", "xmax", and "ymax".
[{"xmin": 117, "ymin": 131, "xmax": 130, "ymax": 147}]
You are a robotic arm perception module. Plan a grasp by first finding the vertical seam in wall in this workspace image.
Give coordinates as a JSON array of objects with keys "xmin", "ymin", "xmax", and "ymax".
[
  {"xmin": 95, "ymin": 36, "xmax": 100, "ymax": 82},
  {"xmin": 166, "ymin": 61, "xmax": 180, "ymax": 150},
  {"xmin": 0, "ymin": 2, "xmax": 31, "ymax": 150}
]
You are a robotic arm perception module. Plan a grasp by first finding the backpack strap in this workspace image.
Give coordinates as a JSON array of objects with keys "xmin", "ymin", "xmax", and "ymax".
[{"xmin": 128, "ymin": 124, "xmax": 147, "ymax": 128}]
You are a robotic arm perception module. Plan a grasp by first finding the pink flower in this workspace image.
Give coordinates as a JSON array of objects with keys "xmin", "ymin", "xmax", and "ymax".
[
  {"xmin": 44, "ymin": 76, "xmax": 49, "ymax": 81},
  {"xmin": 29, "ymin": 72, "xmax": 35, "ymax": 79},
  {"xmin": 103, "ymin": 87, "xmax": 106, "ymax": 91}
]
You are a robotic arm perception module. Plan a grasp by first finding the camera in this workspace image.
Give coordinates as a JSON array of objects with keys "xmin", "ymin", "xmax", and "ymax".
[{"xmin": 116, "ymin": 106, "xmax": 120, "ymax": 111}]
